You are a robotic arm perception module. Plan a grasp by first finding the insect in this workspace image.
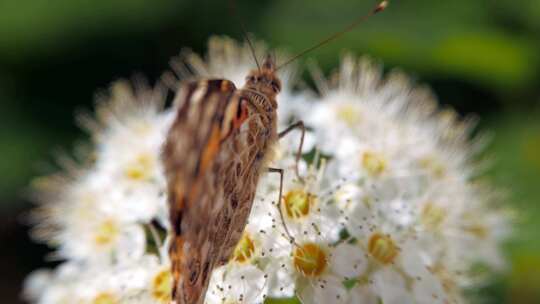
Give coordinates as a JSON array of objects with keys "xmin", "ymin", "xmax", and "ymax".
[{"xmin": 162, "ymin": 2, "xmax": 387, "ymax": 303}]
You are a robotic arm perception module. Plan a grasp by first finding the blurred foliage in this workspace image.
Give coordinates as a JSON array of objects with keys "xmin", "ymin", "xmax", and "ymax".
[
  {"xmin": 263, "ymin": 0, "xmax": 539, "ymax": 92},
  {"xmin": 0, "ymin": 0, "xmax": 539, "ymax": 303},
  {"xmin": 485, "ymin": 111, "xmax": 540, "ymax": 304},
  {"xmin": 266, "ymin": 298, "xmax": 302, "ymax": 304},
  {"xmin": 0, "ymin": 0, "xmax": 181, "ymax": 61}
]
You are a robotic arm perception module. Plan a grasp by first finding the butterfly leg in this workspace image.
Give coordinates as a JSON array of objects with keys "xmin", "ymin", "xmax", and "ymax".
[
  {"xmin": 278, "ymin": 120, "xmax": 305, "ymax": 183},
  {"xmin": 267, "ymin": 167, "xmax": 298, "ymax": 246}
]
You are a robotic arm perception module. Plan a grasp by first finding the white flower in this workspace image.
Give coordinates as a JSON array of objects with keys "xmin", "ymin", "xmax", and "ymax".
[
  {"xmin": 24, "ymin": 254, "xmax": 172, "ymax": 304},
  {"xmin": 31, "ymin": 170, "xmax": 147, "ymax": 263},
  {"xmin": 337, "ymin": 195, "xmax": 448, "ymax": 304},
  {"xmin": 25, "ymin": 37, "xmax": 510, "ymax": 304},
  {"xmin": 205, "ymin": 265, "xmax": 268, "ymax": 304},
  {"xmin": 85, "ymin": 81, "xmax": 174, "ymax": 224},
  {"xmin": 299, "ymin": 54, "xmax": 509, "ymax": 303}
]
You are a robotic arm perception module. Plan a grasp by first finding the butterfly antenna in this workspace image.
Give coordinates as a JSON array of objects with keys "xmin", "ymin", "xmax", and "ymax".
[
  {"xmin": 276, "ymin": 0, "xmax": 388, "ymax": 70},
  {"xmin": 229, "ymin": 0, "xmax": 261, "ymax": 71}
]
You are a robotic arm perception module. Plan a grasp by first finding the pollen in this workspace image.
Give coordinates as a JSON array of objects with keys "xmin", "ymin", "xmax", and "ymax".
[
  {"xmin": 151, "ymin": 269, "xmax": 172, "ymax": 303},
  {"xmin": 283, "ymin": 189, "xmax": 315, "ymax": 219},
  {"xmin": 368, "ymin": 233, "xmax": 398, "ymax": 264},
  {"xmin": 94, "ymin": 219, "xmax": 119, "ymax": 246},
  {"xmin": 233, "ymin": 233, "xmax": 256, "ymax": 263},
  {"xmin": 293, "ymin": 243, "xmax": 327, "ymax": 277},
  {"xmin": 92, "ymin": 292, "xmax": 119, "ymax": 304},
  {"xmin": 124, "ymin": 153, "xmax": 154, "ymax": 181},
  {"xmin": 421, "ymin": 202, "xmax": 447, "ymax": 230},
  {"xmin": 362, "ymin": 151, "xmax": 387, "ymax": 177}
]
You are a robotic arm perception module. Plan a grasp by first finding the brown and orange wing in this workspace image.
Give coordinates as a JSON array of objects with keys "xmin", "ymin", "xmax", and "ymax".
[{"xmin": 162, "ymin": 79, "xmax": 249, "ymax": 304}]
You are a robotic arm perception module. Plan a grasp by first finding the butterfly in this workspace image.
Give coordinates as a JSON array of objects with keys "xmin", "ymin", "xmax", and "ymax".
[
  {"xmin": 163, "ymin": 55, "xmax": 304, "ymax": 303},
  {"xmin": 162, "ymin": 2, "xmax": 387, "ymax": 303}
]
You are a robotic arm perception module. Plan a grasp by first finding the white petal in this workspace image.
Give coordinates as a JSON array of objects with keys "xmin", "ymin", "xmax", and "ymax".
[
  {"xmin": 400, "ymin": 240, "xmax": 430, "ymax": 278},
  {"xmin": 348, "ymin": 285, "xmax": 378, "ymax": 304},
  {"xmin": 372, "ymin": 268, "xmax": 413, "ymax": 304},
  {"xmin": 330, "ymin": 243, "xmax": 368, "ymax": 279},
  {"xmin": 116, "ymin": 224, "xmax": 146, "ymax": 262},
  {"xmin": 299, "ymin": 275, "xmax": 348, "ymax": 304},
  {"xmin": 23, "ymin": 270, "xmax": 52, "ymax": 301},
  {"xmin": 266, "ymin": 259, "xmax": 296, "ymax": 298},
  {"xmin": 413, "ymin": 272, "xmax": 447, "ymax": 304}
]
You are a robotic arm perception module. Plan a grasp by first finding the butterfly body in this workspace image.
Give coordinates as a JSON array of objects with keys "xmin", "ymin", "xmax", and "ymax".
[{"xmin": 163, "ymin": 56, "xmax": 281, "ymax": 304}]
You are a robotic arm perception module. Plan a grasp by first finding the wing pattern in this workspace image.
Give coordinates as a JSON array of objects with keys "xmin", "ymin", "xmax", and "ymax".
[{"xmin": 163, "ymin": 79, "xmax": 251, "ymax": 304}]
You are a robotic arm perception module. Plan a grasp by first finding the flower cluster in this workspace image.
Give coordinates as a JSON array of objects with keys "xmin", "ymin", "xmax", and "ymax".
[{"xmin": 25, "ymin": 37, "xmax": 510, "ymax": 304}]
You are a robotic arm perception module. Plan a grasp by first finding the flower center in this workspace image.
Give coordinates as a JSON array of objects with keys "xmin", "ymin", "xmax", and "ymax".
[
  {"xmin": 232, "ymin": 233, "xmax": 255, "ymax": 263},
  {"xmin": 133, "ymin": 121, "xmax": 152, "ymax": 136},
  {"xmin": 94, "ymin": 219, "xmax": 119, "ymax": 246},
  {"xmin": 337, "ymin": 104, "xmax": 361, "ymax": 126},
  {"xmin": 125, "ymin": 153, "xmax": 154, "ymax": 181},
  {"xmin": 293, "ymin": 243, "xmax": 327, "ymax": 277},
  {"xmin": 92, "ymin": 293, "xmax": 118, "ymax": 304},
  {"xmin": 151, "ymin": 269, "xmax": 172, "ymax": 303},
  {"xmin": 421, "ymin": 202, "xmax": 446, "ymax": 230},
  {"xmin": 283, "ymin": 189, "xmax": 315, "ymax": 219},
  {"xmin": 362, "ymin": 151, "xmax": 386, "ymax": 177},
  {"xmin": 464, "ymin": 224, "xmax": 488, "ymax": 239},
  {"xmin": 368, "ymin": 233, "xmax": 398, "ymax": 264},
  {"xmin": 419, "ymin": 156, "xmax": 446, "ymax": 179}
]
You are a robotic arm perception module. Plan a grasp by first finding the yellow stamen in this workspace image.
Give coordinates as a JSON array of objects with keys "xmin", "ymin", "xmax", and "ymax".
[
  {"xmin": 151, "ymin": 269, "xmax": 172, "ymax": 303},
  {"xmin": 421, "ymin": 202, "xmax": 446, "ymax": 230},
  {"xmin": 124, "ymin": 153, "xmax": 154, "ymax": 181},
  {"xmin": 92, "ymin": 293, "xmax": 118, "ymax": 304},
  {"xmin": 419, "ymin": 156, "xmax": 446, "ymax": 179},
  {"xmin": 283, "ymin": 189, "xmax": 315, "ymax": 219},
  {"xmin": 94, "ymin": 219, "xmax": 119, "ymax": 246},
  {"xmin": 368, "ymin": 233, "xmax": 398, "ymax": 264},
  {"xmin": 293, "ymin": 243, "xmax": 327, "ymax": 277},
  {"xmin": 337, "ymin": 104, "xmax": 361, "ymax": 126},
  {"xmin": 362, "ymin": 151, "xmax": 386, "ymax": 177},
  {"xmin": 464, "ymin": 224, "xmax": 488, "ymax": 239},
  {"xmin": 232, "ymin": 233, "xmax": 256, "ymax": 263}
]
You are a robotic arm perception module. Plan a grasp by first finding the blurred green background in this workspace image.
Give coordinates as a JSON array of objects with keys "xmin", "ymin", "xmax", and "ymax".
[{"xmin": 0, "ymin": 0, "xmax": 539, "ymax": 303}]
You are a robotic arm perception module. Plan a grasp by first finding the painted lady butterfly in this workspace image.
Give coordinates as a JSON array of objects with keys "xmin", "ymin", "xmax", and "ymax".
[{"xmin": 162, "ymin": 2, "xmax": 387, "ymax": 303}]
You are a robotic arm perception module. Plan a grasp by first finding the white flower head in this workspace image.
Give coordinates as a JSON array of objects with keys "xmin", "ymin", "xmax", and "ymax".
[{"xmin": 25, "ymin": 37, "xmax": 510, "ymax": 304}]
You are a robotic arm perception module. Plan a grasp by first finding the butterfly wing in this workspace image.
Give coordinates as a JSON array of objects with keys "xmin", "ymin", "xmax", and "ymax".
[{"xmin": 163, "ymin": 79, "xmax": 247, "ymax": 304}]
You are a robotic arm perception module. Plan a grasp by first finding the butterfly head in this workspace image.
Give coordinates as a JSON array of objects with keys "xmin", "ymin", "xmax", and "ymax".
[{"xmin": 245, "ymin": 54, "xmax": 282, "ymax": 99}]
